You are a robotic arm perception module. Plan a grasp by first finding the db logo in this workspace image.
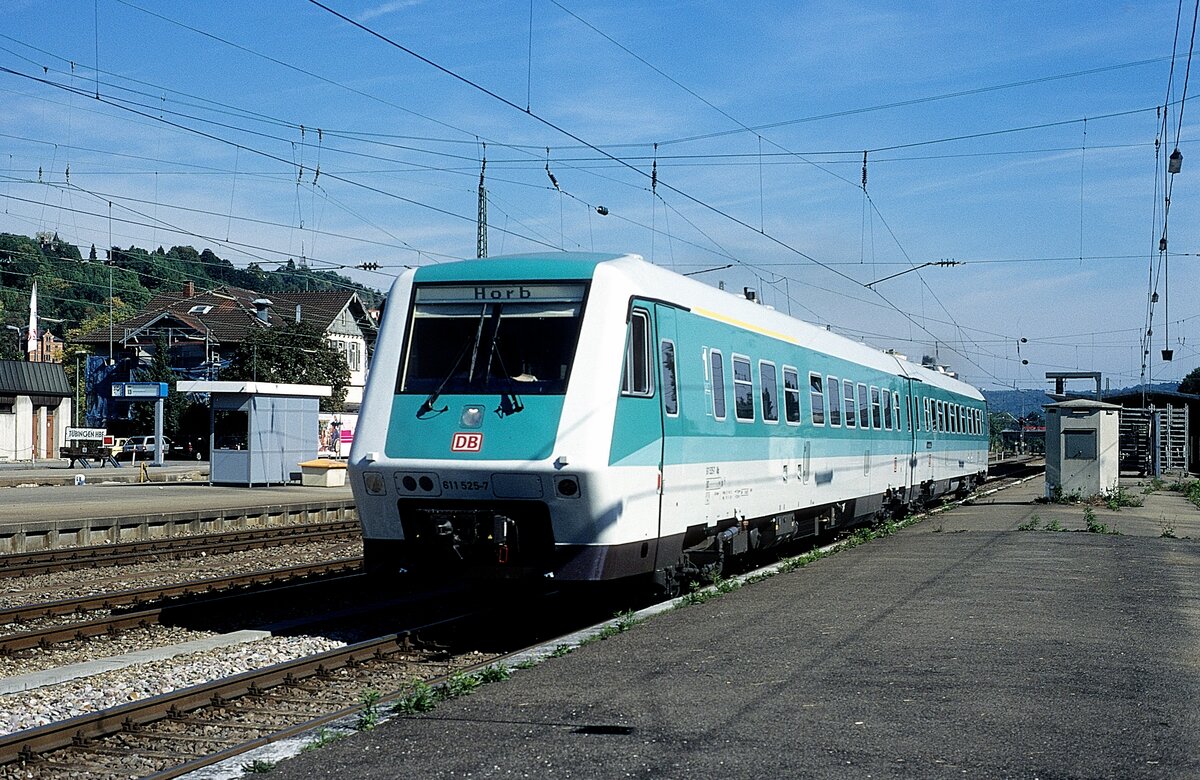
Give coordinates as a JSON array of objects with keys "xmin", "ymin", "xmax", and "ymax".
[{"xmin": 451, "ymin": 432, "xmax": 483, "ymax": 452}]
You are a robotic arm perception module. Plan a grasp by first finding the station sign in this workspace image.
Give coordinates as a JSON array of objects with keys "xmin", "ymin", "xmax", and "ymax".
[
  {"xmin": 111, "ymin": 382, "xmax": 169, "ymax": 399},
  {"xmin": 65, "ymin": 427, "xmax": 106, "ymax": 441}
]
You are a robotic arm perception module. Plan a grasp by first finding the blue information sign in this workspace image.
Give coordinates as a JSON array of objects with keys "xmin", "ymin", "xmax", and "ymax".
[{"xmin": 111, "ymin": 382, "xmax": 169, "ymax": 399}]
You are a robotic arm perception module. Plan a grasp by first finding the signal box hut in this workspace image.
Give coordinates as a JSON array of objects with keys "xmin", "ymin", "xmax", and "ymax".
[
  {"xmin": 177, "ymin": 380, "xmax": 330, "ymax": 486},
  {"xmin": 1044, "ymin": 399, "xmax": 1121, "ymax": 499}
]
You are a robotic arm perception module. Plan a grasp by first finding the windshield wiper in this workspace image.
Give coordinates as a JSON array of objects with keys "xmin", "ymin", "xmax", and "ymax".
[{"xmin": 416, "ymin": 309, "xmax": 487, "ymax": 418}]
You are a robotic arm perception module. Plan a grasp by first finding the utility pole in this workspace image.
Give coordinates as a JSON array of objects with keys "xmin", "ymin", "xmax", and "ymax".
[{"xmin": 476, "ymin": 150, "xmax": 487, "ymax": 259}]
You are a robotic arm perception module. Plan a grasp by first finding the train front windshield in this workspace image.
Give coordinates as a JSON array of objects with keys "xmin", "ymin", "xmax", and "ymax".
[{"xmin": 400, "ymin": 282, "xmax": 588, "ymax": 396}]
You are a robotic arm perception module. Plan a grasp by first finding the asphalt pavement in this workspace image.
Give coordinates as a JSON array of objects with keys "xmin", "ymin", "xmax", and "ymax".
[{"xmin": 264, "ymin": 474, "xmax": 1200, "ymax": 779}]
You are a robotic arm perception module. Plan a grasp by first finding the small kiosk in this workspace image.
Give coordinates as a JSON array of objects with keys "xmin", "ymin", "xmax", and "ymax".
[
  {"xmin": 177, "ymin": 380, "xmax": 331, "ymax": 486},
  {"xmin": 1044, "ymin": 399, "xmax": 1121, "ymax": 499}
]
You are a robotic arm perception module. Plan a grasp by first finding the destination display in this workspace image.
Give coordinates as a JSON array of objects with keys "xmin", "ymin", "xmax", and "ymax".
[{"xmin": 414, "ymin": 283, "xmax": 586, "ymax": 305}]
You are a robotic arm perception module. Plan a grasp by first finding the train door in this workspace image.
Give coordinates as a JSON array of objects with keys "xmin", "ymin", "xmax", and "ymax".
[
  {"xmin": 613, "ymin": 301, "xmax": 667, "ymax": 573},
  {"xmin": 654, "ymin": 304, "xmax": 683, "ymax": 554},
  {"xmin": 903, "ymin": 380, "xmax": 918, "ymax": 498}
]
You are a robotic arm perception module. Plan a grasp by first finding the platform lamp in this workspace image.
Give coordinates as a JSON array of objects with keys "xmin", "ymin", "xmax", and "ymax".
[{"xmin": 3, "ymin": 325, "xmax": 20, "ymax": 356}]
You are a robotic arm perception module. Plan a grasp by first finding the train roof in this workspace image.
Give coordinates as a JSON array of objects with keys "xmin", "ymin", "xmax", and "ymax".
[{"xmin": 405, "ymin": 252, "xmax": 983, "ymax": 401}]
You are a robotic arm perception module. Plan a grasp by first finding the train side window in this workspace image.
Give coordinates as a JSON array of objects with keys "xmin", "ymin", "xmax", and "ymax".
[
  {"xmin": 870, "ymin": 386, "xmax": 882, "ymax": 429},
  {"xmin": 733, "ymin": 355, "xmax": 754, "ymax": 422},
  {"xmin": 809, "ymin": 373, "xmax": 826, "ymax": 426},
  {"xmin": 827, "ymin": 375, "xmax": 842, "ymax": 427},
  {"xmin": 938, "ymin": 400, "xmax": 946, "ymax": 432},
  {"xmin": 621, "ymin": 309, "xmax": 654, "ymax": 397},
  {"xmin": 857, "ymin": 383, "xmax": 869, "ymax": 428},
  {"xmin": 925, "ymin": 398, "xmax": 932, "ymax": 431},
  {"xmin": 894, "ymin": 392, "xmax": 902, "ymax": 431},
  {"xmin": 782, "ymin": 367, "xmax": 801, "ymax": 424},
  {"xmin": 760, "ymin": 361, "xmax": 779, "ymax": 424},
  {"xmin": 843, "ymin": 379, "xmax": 856, "ymax": 428},
  {"xmin": 661, "ymin": 340, "xmax": 678, "ymax": 417},
  {"xmin": 882, "ymin": 389, "xmax": 893, "ymax": 430},
  {"xmin": 710, "ymin": 350, "xmax": 727, "ymax": 421}
]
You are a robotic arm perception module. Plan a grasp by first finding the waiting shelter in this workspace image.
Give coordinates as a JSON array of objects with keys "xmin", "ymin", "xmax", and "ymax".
[{"xmin": 177, "ymin": 380, "xmax": 330, "ymax": 486}]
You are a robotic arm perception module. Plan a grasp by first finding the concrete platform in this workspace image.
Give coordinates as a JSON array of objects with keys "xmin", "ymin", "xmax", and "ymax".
[{"xmin": 265, "ymin": 475, "xmax": 1200, "ymax": 779}]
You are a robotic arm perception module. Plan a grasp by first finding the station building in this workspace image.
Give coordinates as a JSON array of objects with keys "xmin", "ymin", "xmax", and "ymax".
[{"xmin": 0, "ymin": 360, "xmax": 72, "ymax": 461}]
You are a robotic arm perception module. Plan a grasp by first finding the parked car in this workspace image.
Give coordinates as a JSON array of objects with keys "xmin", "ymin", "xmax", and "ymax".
[
  {"xmin": 121, "ymin": 435, "xmax": 171, "ymax": 460},
  {"xmin": 108, "ymin": 437, "xmax": 128, "ymax": 459}
]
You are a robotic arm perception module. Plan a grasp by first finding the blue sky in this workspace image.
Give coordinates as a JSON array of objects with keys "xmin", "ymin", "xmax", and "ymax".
[{"xmin": 0, "ymin": 1, "xmax": 1196, "ymax": 391}]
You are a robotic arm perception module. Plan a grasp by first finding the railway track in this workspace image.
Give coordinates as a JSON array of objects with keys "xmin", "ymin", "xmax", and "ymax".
[
  {"xmin": 0, "ymin": 609, "xmax": 532, "ymax": 778},
  {"xmin": 0, "ymin": 520, "xmax": 360, "ymax": 579},
  {"xmin": 0, "ymin": 557, "xmax": 363, "ymax": 628}
]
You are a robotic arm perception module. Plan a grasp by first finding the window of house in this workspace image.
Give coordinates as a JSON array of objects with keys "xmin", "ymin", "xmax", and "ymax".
[
  {"xmin": 783, "ymin": 367, "xmax": 801, "ymax": 424},
  {"xmin": 809, "ymin": 372, "xmax": 825, "ymax": 426},
  {"xmin": 843, "ymin": 379, "xmax": 856, "ymax": 428},
  {"xmin": 760, "ymin": 361, "xmax": 778, "ymax": 423}
]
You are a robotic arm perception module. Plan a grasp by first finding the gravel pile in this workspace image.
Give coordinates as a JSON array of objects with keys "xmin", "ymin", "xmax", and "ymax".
[{"xmin": 0, "ymin": 633, "xmax": 345, "ymax": 736}]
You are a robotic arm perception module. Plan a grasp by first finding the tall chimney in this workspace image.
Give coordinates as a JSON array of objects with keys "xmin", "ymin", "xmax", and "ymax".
[{"xmin": 184, "ymin": 281, "xmax": 195, "ymax": 297}]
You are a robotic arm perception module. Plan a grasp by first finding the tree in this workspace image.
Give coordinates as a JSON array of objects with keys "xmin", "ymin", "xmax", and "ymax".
[
  {"xmin": 1180, "ymin": 366, "xmax": 1200, "ymax": 395},
  {"xmin": 223, "ymin": 322, "xmax": 350, "ymax": 412},
  {"xmin": 132, "ymin": 335, "xmax": 187, "ymax": 437}
]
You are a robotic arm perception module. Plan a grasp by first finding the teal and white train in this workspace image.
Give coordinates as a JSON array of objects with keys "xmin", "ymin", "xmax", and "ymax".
[{"xmin": 349, "ymin": 252, "xmax": 988, "ymax": 592}]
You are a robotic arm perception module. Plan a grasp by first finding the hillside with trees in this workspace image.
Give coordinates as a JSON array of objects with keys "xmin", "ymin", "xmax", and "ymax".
[{"xmin": 0, "ymin": 231, "xmax": 382, "ymax": 360}]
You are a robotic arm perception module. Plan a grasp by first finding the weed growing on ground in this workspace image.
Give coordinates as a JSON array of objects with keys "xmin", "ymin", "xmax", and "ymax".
[
  {"xmin": 302, "ymin": 728, "xmax": 344, "ymax": 752},
  {"xmin": 1143, "ymin": 477, "xmax": 1166, "ymax": 494},
  {"xmin": 514, "ymin": 658, "xmax": 537, "ymax": 670},
  {"xmin": 1043, "ymin": 517, "xmax": 1063, "ymax": 532},
  {"xmin": 478, "ymin": 664, "xmax": 512, "ymax": 683},
  {"xmin": 1160, "ymin": 520, "xmax": 1178, "ymax": 538},
  {"xmin": 1082, "ymin": 506, "xmax": 1119, "ymax": 534},
  {"xmin": 356, "ymin": 688, "xmax": 383, "ymax": 731},
  {"xmin": 393, "ymin": 679, "xmax": 439, "ymax": 714},
  {"xmin": 1016, "ymin": 515, "xmax": 1041, "ymax": 531},
  {"xmin": 1170, "ymin": 478, "xmax": 1200, "ymax": 509},
  {"xmin": 549, "ymin": 644, "xmax": 573, "ymax": 658},
  {"xmin": 241, "ymin": 759, "xmax": 276, "ymax": 773},
  {"xmin": 1105, "ymin": 486, "xmax": 1144, "ymax": 510},
  {"xmin": 446, "ymin": 671, "xmax": 481, "ymax": 697}
]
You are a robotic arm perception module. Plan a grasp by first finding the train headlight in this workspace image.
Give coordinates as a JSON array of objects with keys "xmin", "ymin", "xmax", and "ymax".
[
  {"xmin": 362, "ymin": 471, "xmax": 386, "ymax": 496},
  {"xmin": 460, "ymin": 405, "xmax": 484, "ymax": 428}
]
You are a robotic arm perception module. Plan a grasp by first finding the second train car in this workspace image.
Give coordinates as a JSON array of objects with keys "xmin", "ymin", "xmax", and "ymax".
[{"xmin": 349, "ymin": 252, "xmax": 988, "ymax": 592}]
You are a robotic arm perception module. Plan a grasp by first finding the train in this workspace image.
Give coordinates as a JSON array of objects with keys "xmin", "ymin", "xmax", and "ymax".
[{"xmin": 348, "ymin": 252, "xmax": 989, "ymax": 593}]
